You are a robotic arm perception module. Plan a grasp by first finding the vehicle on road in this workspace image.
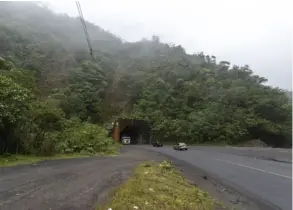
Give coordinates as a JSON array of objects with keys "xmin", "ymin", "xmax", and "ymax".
[
  {"xmin": 173, "ymin": 142, "xmax": 188, "ymax": 151},
  {"xmin": 121, "ymin": 136, "xmax": 131, "ymax": 145},
  {"xmin": 152, "ymin": 141, "xmax": 163, "ymax": 147}
]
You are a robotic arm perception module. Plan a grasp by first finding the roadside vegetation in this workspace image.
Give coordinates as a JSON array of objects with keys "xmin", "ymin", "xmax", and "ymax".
[
  {"xmin": 0, "ymin": 153, "xmax": 90, "ymax": 167},
  {"xmin": 0, "ymin": 57, "xmax": 119, "ymax": 164},
  {"xmin": 97, "ymin": 161, "xmax": 223, "ymax": 210},
  {"xmin": 0, "ymin": 0, "xmax": 292, "ymax": 166}
]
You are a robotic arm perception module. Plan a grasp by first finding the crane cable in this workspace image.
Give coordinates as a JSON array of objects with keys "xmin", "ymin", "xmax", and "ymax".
[{"xmin": 75, "ymin": 1, "xmax": 94, "ymax": 58}]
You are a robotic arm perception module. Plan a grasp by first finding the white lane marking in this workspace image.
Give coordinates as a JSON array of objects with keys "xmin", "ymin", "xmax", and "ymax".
[
  {"xmin": 278, "ymin": 150, "xmax": 291, "ymax": 153},
  {"xmin": 212, "ymin": 158, "xmax": 292, "ymax": 179}
]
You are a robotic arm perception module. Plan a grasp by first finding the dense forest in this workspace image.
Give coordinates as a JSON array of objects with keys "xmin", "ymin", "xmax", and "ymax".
[{"xmin": 0, "ymin": 2, "xmax": 291, "ymax": 156}]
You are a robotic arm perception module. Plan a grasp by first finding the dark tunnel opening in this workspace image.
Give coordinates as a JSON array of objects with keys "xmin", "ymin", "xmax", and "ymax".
[
  {"xmin": 114, "ymin": 118, "xmax": 150, "ymax": 144},
  {"xmin": 120, "ymin": 126, "xmax": 139, "ymax": 144}
]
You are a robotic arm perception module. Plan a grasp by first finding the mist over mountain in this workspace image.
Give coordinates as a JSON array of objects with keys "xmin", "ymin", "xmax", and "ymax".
[{"xmin": 0, "ymin": 1, "xmax": 291, "ymax": 156}]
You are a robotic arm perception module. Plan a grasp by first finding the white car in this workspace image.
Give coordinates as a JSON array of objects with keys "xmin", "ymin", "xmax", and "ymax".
[
  {"xmin": 173, "ymin": 142, "xmax": 188, "ymax": 151},
  {"xmin": 121, "ymin": 136, "xmax": 131, "ymax": 145}
]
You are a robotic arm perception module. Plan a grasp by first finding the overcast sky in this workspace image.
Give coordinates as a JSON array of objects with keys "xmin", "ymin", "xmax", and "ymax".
[{"xmin": 49, "ymin": 0, "xmax": 292, "ymax": 90}]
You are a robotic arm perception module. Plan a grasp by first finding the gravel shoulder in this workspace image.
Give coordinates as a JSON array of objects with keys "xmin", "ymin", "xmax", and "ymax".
[
  {"xmin": 0, "ymin": 146, "xmax": 276, "ymax": 210},
  {"xmin": 0, "ymin": 148, "xmax": 167, "ymax": 210}
]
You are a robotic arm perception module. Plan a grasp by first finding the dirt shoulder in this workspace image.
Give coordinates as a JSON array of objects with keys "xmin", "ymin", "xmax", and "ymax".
[
  {"xmin": 0, "ymin": 147, "xmax": 275, "ymax": 210},
  {"xmin": 0, "ymin": 148, "xmax": 166, "ymax": 210}
]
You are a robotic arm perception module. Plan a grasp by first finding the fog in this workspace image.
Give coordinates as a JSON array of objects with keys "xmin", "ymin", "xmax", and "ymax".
[{"xmin": 49, "ymin": 0, "xmax": 292, "ymax": 90}]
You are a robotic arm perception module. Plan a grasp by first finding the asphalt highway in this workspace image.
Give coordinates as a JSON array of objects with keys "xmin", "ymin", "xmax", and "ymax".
[{"xmin": 142, "ymin": 145, "xmax": 292, "ymax": 210}]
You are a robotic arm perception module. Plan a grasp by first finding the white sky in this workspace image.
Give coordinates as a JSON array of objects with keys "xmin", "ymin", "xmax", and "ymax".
[{"xmin": 48, "ymin": 0, "xmax": 292, "ymax": 90}]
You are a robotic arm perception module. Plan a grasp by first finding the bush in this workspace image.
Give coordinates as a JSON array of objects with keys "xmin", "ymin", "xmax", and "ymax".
[
  {"xmin": 19, "ymin": 102, "xmax": 66, "ymax": 156},
  {"xmin": 58, "ymin": 122, "xmax": 115, "ymax": 155}
]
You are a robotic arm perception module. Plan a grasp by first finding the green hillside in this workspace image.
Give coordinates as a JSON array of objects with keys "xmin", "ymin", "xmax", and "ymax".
[{"xmin": 0, "ymin": 2, "xmax": 291, "ymax": 156}]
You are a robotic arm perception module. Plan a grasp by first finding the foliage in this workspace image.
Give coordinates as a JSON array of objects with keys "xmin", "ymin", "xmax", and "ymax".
[
  {"xmin": 0, "ymin": 58, "xmax": 116, "ymax": 156},
  {"xmin": 21, "ymin": 102, "xmax": 66, "ymax": 155},
  {"xmin": 62, "ymin": 60, "xmax": 109, "ymax": 123},
  {"xmin": 0, "ymin": 75, "xmax": 33, "ymax": 124},
  {"xmin": 131, "ymin": 63, "xmax": 292, "ymax": 147},
  {"xmin": 0, "ymin": 74, "xmax": 34, "ymax": 154},
  {"xmin": 97, "ymin": 161, "xmax": 220, "ymax": 210},
  {"xmin": 59, "ymin": 122, "xmax": 116, "ymax": 154},
  {"xmin": 0, "ymin": 153, "xmax": 95, "ymax": 167}
]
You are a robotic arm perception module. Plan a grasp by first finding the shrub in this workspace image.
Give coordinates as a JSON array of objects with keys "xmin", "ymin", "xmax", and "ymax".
[
  {"xmin": 20, "ymin": 102, "xmax": 66, "ymax": 156},
  {"xmin": 58, "ymin": 122, "xmax": 115, "ymax": 154}
]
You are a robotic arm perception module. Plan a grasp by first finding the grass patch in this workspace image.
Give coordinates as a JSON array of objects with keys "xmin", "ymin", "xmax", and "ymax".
[
  {"xmin": 97, "ymin": 160, "xmax": 224, "ymax": 210},
  {"xmin": 0, "ymin": 144, "xmax": 121, "ymax": 167},
  {"xmin": 0, "ymin": 155, "xmax": 47, "ymax": 167},
  {"xmin": 0, "ymin": 153, "xmax": 89, "ymax": 167}
]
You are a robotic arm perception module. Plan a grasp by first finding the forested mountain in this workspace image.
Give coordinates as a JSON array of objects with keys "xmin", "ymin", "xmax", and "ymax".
[{"xmin": 0, "ymin": 2, "xmax": 291, "ymax": 156}]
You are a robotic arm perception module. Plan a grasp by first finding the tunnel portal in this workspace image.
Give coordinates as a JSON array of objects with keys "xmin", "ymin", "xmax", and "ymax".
[{"xmin": 112, "ymin": 118, "xmax": 150, "ymax": 144}]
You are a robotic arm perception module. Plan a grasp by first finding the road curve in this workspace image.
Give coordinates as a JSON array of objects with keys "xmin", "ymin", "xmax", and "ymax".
[{"xmin": 141, "ymin": 145, "xmax": 292, "ymax": 210}]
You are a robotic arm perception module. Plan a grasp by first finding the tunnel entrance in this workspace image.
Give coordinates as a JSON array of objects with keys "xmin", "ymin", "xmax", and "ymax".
[
  {"xmin": 120, "ymin": 125, "xmax": 139, "ymax": 144},
  {"xmin": 112, "ymin": 118, "xmax": 150, "ymax": 144}
]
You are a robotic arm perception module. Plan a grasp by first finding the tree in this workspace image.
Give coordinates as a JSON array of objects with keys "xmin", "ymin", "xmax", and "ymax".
[
  {"xmin": 63, "ymin": 60, "xmax": 109, "ymax": 123},
  {"xmin": 0, "ymin": 75, "xmax": 33, "ymax": 153}
]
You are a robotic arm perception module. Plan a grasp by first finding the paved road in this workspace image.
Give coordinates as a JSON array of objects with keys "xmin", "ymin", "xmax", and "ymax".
[
  {"xmin": 0, "ymin": 149, "xmax": 165, "ymax": 210},
  {"xmin": 194, "ymin": 146, "xmax": 292, "ymax": 163},
  {"xmin": 142, "ymin": 145, "xmax": 292, "ymax": 210}
]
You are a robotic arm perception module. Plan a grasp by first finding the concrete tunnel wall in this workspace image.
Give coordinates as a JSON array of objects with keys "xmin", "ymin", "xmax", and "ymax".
[{"xmin": 112, "ymin": 118, "xmax": 150, "ymax": 144}]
